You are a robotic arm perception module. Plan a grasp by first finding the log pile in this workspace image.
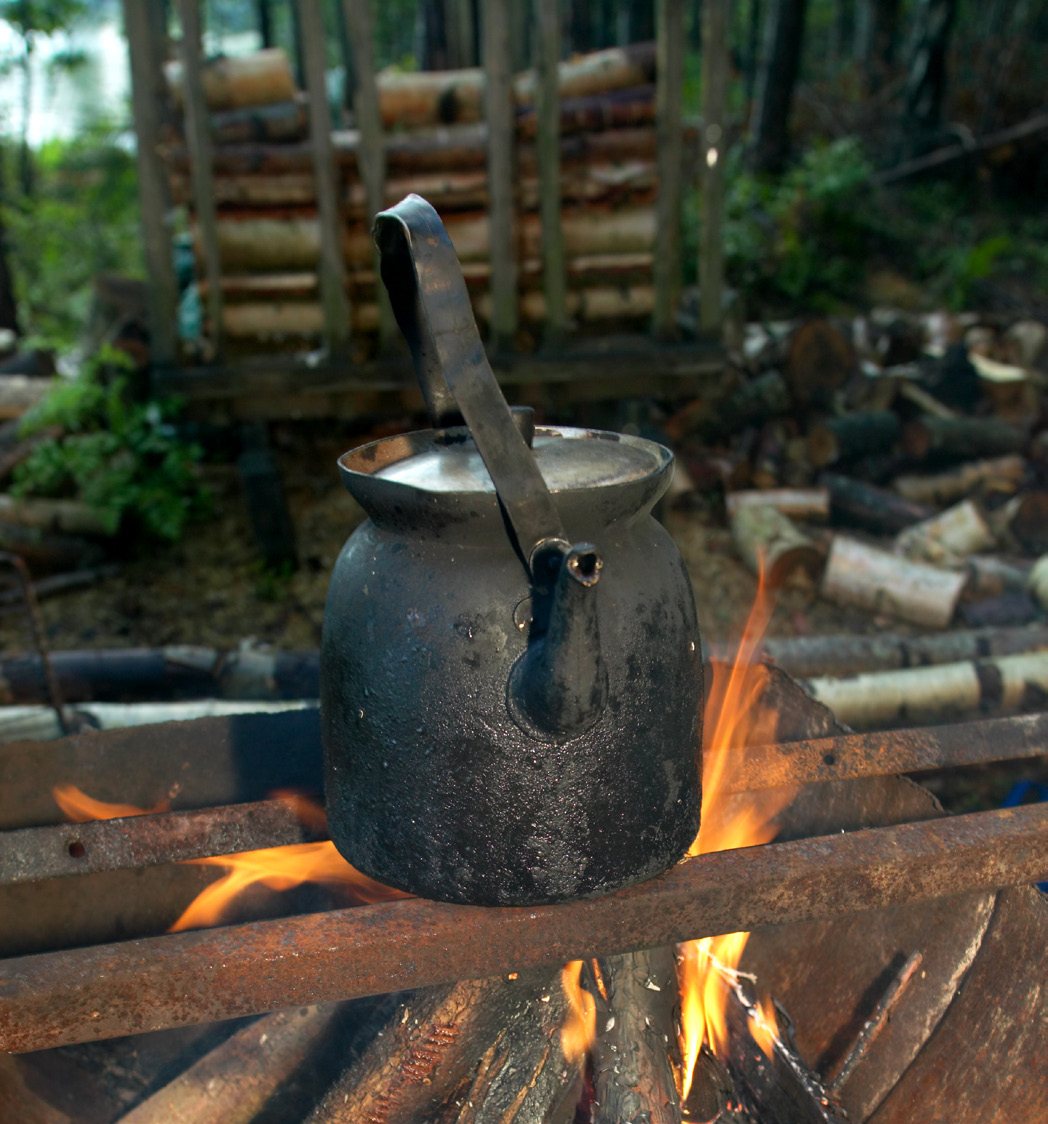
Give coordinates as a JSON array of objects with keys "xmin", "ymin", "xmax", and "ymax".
[
  {"xmin": 671, "ymin": 310, "xmax": 1048, "ymax": 727},
  {"xmin": 162, "ymin": 44, "xmax": 684, "ymax": 355}
]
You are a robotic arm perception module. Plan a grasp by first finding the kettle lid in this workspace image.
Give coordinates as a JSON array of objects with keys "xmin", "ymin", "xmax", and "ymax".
[{"xmin": 371, "ymin": 425, "xmax": 671, "ymax": 496}]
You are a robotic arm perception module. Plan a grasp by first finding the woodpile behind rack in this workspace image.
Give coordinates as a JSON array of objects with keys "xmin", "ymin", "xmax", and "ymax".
[
  {"xmin": 161, "ymin": 41, "xmax": 689, "ymax": 357},
  {"xmin": 671, "ymin": 310, "xmax": 1048, "ymax": 729}
]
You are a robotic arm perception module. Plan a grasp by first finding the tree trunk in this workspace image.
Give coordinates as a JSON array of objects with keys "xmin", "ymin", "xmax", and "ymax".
[
  {"xmin": 865, "ymin": 0, "xmax": 901, "ymax": 93},
  {"xmin": 901, "ymin": 0, "xmax": 957, "ymax": 158},
  {"xmin": 749, "ymin": 0, "xmax": 809, "ymax": 174}
]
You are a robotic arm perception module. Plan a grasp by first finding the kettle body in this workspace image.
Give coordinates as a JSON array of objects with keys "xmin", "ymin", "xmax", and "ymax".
[
  {"xmin": 322, "ymin": 424, "xmax": 702, "ymax": 905},
  {"xmin": 321, "ymin": 194, "xmax": 702, "ymax": 905}
]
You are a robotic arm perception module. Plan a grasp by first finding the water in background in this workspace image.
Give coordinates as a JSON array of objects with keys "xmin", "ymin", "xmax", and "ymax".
[{"xmin": 0, "ymin": 8, "xmax": 262, "ymax": 146}]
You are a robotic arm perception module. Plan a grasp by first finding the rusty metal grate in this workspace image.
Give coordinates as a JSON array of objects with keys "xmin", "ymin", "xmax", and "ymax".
[{"xmin": 0, "ymin": 705, "xmax": 1045, "ymax": 1056}]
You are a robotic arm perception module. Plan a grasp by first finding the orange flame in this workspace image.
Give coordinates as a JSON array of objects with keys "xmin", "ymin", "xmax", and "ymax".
[
  {"xmin": 678, "ymin": 561, "xmax": 790, "ymax": 1102},
  {"xmin": 560, "ymin": 959, "xmax": 597, "ymax": 1064},
  {"xmin": 750, "ymin": 992, "xmax": 779, "ymax": 1060},
  {"xmin": 169, "ymin": 839, "xmax": 409, "ymax": 931},
  {"xmin": 52, "ymin": 785, "xmax": 410, "ymax": 930},
  {"xmin": 53, "ymin": 783, "xmax": 169, "ymax": 822}
]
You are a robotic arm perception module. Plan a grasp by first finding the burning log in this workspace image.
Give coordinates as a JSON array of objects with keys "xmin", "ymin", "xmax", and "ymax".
[
  {"xmin": 804, "ymin": 649, "xmax": 1048, "ymax": 729},
  {"xmin": 446, "ymin": 973, "xmax": 576, "ymax": 1124},
  {"xmin": 756, "ymin": 624, "xmax": 1048, "ymax": 678},
  {"xmin": 901, "ymin": 416, "xmax": 1028, "ymax": 464},
  {"xmin": 820, "ymin": 536, "xmax": 966, "ymax": 628},
  {"xmin": 116, "ymin": 1004, "xmax": 341, "ymax": 1124},
  {"xmin": 820, "ymin": 473, "xmax": 934, "ymax": 535},
  {"xmin": 806, "ymin": 410, "xmax": 901, "ymax": 469},
  {"xmin": 306, "ymin": 974, "xmax": 561, "ymax": 1124},
  {"xmin": 894, "ymin": 498, "xmax": 996, "ymax": 565},
  {"xmin": 590, "ymin": 948, "xmax": 681, "ymax": 1124},
  {"xmin": 892, "ymin": 454, "xmax": 1027, "ymax": 506},
  {"xmin": 730, "ymin": 503, "xmax": 823, "ymax": 590}
]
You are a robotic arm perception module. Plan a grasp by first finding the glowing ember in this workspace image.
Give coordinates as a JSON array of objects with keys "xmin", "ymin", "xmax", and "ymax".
[
  {"xmin": 677, "ymin": 561, "xmax": 794, "ymax": 1102},
  {"xmin": 52, "ymin": 785, "xmax": 409, "ymax": 930},
  {"xmin": 53, "ymin": 783, "xmax": 169, "ymax": 822},
  {"xmin": 560, "ymin": 959, "xmax": 597, "ymax": 1064}
]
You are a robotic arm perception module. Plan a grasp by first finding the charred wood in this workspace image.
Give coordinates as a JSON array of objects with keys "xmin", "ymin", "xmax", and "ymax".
[
  {"xmin": 117, "ymin": 1005, "xmax": 342, "ymax": 1124},
  {"xmin": 821, "ymin": 473, "xmax": 934, "ymax": 535},
  {"xmin": 590, "ymin": 947, "xmax": 681, "ymax": 1124},
  {"xmin": 307, "ymin": 975, "xmax": 556, "ymax": 1124},
  {"xmin": 902, "ymin": 416, "xmax": 1028, "ymax": 465},
  {"xmin": 806, "ymin": 410, "xmax": 901, "ymax": 468},
  {"xmin": 446, "ymin": 973, "xmax": 577, "ymax": 1124}
]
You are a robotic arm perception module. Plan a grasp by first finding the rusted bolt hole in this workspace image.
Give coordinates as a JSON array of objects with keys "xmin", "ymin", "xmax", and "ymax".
[
  {"xmin": 67, "ymin": 839, "xmax": 86, "ymax": 859},
  {"xmin": 823, "ymin": 753, "xmax": 837, "ymax": 767}
]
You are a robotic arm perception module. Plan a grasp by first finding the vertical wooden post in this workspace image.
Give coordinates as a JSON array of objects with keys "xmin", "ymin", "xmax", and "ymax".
[
  {"xmin": 445, "ymin": 0, "xmax": 477, "ymax": 67},
  {"xmin": 653, "ymin": 0, "xmax": 685, "ymax": 339},
  {"xmin": 176, "ymin": 0, "xmax": 224, "ymax": 359},
  {"xmin": 482, "ymin": 0, "xmax": 518, "ymax": 353},
  {"xmin": 340, "ymin": 0, "xmax": 394, "ymax": 351},
  {"xmin": 699, "ymin": 0, "xmax": 729, "ymax": 338},
  {"xmin": 298, "ymin": 0, "xmax": 352, "ymax": 360},
  {"xmin": 124, "ymin": 0, "xmax": 179, "ymax": 368},
  {"xmin": 534, "ymin": 0, "xmax": 567, "ymax": 347}
]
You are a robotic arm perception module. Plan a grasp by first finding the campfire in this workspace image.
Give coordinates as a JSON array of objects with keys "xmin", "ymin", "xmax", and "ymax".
[{"xmin": 1, "ymin": 569, "xmax": 1045, "ymax": 1122}]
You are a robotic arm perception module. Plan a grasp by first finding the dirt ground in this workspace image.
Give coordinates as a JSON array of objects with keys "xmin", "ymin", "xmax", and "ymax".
[{"xmin": 0, "ymin": 420, "xmax": 890, "ymax": 657}]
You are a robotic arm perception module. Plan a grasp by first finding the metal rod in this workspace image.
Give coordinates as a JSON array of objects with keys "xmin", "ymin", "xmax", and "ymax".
[
  {"xmin": 0, "ymin": 801, "xmax": 316, "ymax": 885},
  {"xmin": 1, "ymin": 804, "xmax": 1044, "ymax": 1053},
  {"xmin": 825, "ymin": 950, "xmax": 924, "ymax": 1094},
  {"xmin": 4, "ymin": 712, "xmax": 1045, "ymax": 883},
  {"xmin": 726, "ymin": 710, "xmax": 1048, "ymax": 793}
]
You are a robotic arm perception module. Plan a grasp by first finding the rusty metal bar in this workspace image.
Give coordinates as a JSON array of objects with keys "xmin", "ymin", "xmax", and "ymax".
[
  {"xmin": 0, "ymin": 801, "xmax": 316, "ymax": 886},
  {"xmin": 1, "ymin": 804, "xmax": 1044, "ymax": 1054},
  {"xmin": 5, "ymin": 712, "xmax": 1043, "ymax": 885},
  {"xmin": 727, "ymin": 710, "xmax": 1048, "ymax": 793}
]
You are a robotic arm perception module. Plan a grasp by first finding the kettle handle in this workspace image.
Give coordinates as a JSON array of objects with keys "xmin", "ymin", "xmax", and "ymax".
[{"xmin": 374, "ymin": 194, "xmax": 568, "ymax": 573}]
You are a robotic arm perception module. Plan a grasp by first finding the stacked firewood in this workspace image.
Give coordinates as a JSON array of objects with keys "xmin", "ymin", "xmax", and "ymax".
[
  {"xmin": 162, "ymin": 43, "xmax": 681, "ymax": 354},
  {"xmin": 671, "ymin": 311, "xmax": 1048, "ymax": 728}
]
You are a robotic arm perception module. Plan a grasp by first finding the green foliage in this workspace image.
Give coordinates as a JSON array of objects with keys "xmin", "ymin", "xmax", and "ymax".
[
  {"xmin": 720, "ymin": 137, "xmax": 878, "ymax": 313},
  {"xmin": 0, "ymin": 0, "xmax": 88, "ymax": 38},
  {"xmin": 2, "ymin": 124, "xmax": 143, "ymax": 347},
  {"xmin": 11, "ymin": 347, "xmax": 209, "ymax": 542}
]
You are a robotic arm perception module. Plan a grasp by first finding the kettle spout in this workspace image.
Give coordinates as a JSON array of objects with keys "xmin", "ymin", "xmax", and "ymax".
[{"xmin": 509, "ymin": 543, "xmax": 608, "ymax": 739}]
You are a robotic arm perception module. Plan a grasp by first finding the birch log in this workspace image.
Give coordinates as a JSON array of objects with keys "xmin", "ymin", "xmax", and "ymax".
[
  {"xmin": 756, "ymin": 625, "xmax": 1048, "ymax": 678},
  {"xmin": 730, "ymin": 503, "xmax": 824, "ymax": 589},
  {"xmin": 894, "ymin": 499, "xmax": 996, "ymax": 565},
  {"xmin": 820, "ymin": 537, "xmax": 966, "ymax": 628},
  {"xmin": 725, "ymin": 488, "xmax": 829, "ymax": 522},
  {"xmin": 804, "ymin": 650, "xmax": 1048, "ymax": 729},
  {"xmin": 892, "ymin": 454, "xmax": 1027, "ymax": 506}
]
